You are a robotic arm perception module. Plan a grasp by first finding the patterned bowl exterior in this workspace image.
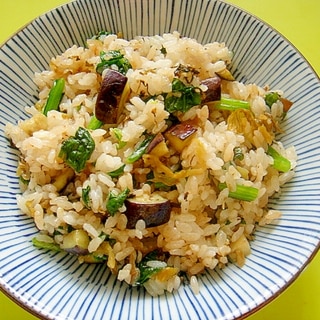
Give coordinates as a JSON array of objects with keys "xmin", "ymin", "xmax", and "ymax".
[{"xmin": 0, "ymin": 0, "xmax": 319, "ymax": 319}]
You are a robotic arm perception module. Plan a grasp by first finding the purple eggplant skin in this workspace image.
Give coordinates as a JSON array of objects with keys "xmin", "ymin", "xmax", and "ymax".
[
  {"xmin": 64, "ymin": 246, "xmax": 89, "ymax": 255},
  {"xmin": 95, "ymin": 69, "xmax": 128, "ymax": 124},
  {"xmin": 201, "ymin": 76, "xmax": 221, "ymax": 103},
  {"xmin": 124, "ymin": 196, "xmax": 171, "ymax": 229},
  {"xmin": 146, "ymin": 132, "xmax": 165, "ymax": 154}
]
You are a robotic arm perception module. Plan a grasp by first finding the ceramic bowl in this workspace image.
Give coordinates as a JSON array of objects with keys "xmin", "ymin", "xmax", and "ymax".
[{"xmin": 0, "ymin": 0, "xmax": 319, "ymax": 319}]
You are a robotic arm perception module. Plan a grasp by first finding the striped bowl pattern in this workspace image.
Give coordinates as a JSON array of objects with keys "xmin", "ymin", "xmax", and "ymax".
[{"xmin": 0, "ymin": 0, "xmax": 319, "ymax": 319}]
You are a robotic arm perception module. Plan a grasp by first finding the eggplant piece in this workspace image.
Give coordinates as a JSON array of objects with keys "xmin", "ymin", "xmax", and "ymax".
[
  {"xmin": 201, "ymin": 76, "xmax": 221, "ymax": 103},
  {"xmin": 146, "ymin": 133, "xmax": 170, "ymax": 157},
  {"xmin": 61, "ymin": 229, "xmax": 90, "ymax": 255},
  {"xmin": 164, "ymin": 121, "xmax": 197, "ymax": 153},
  {"xmin": 95, "ymin": 69, "xmax": 129, "ymax": 124},
  {"xmin": 125, "ymin": 193, "xmax": 171, "ymax": 229}
]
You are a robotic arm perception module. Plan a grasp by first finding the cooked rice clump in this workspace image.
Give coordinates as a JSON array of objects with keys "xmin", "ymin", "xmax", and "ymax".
[{"xmin": 5, "ymin": 31, "xmax": 297, "ymax": 296}]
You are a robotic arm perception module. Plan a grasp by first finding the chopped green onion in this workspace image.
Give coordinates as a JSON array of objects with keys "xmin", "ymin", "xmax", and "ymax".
[
  {"xmin": 267, "ymin": 146, "xmax": 291, "ymax": 172},
  {"xmin": 87, "ymin": 115, "xmax": 103, "ymax": 130},
  {"xmin": 218, "ymin": 182, "xmax": 259, "ymax": 202},
  {"xmin": 214, "ymin": 97, "xmax": 250, "ymax": 111},
  {"xmin": 126, "ymin": 134, "xmax": 154, "ymax": 164},
  {"xmin": 43, "ymin": 78, "xmax": 65, "ymax": 116}
]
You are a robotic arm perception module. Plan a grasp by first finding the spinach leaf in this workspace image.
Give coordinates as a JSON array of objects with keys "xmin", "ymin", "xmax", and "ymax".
[
  {"xmin": 96, "ymin": 50, "xmax": 132, "ymax": 75},
  {"xmin": 82, "ymin": 185, "xmax": 91, "ymax": 208},
  {"xmin": 93, "ymin": 30, "xmax": 113, "ymax": 40},
  {"xmin": 135, "ymin": 251, "xmax": 165, "ymax": 285},
  {"xmin": 108, "ymin": 164, "xmax": 125, "ymax": 178},
  {"xmin": 164, "ymin": 78, "xmax": 201, "ymax": 113},
  {"xmin": 106, "ymin": 187, "xmax": 130, "ymax": 216},
  {"xmin": 59, "ymin": 127, "xmax": 95, "ymax": 173}
]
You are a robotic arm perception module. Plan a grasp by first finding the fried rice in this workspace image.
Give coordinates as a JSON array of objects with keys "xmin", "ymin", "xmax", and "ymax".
[{"xmin": 5, "ymin": 31, "xmax": 297, "ymax": 296}]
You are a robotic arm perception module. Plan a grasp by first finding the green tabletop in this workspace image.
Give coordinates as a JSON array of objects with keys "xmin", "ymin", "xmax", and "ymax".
[{"xmin": 0, "ymin": 1, "xmax": 319, "ymax": 319}]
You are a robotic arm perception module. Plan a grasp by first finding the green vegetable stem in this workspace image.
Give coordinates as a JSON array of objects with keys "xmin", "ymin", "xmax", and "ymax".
[
  {"xmin": 267, "ymin": 145, "xmax": 291, "ymax": 172},
  {"xmin": 32, "ymin": 237, "xmax": 61, "ymax": 252},
  {"xmin": 126, "ymin": 134, "xmax": 154, "ymax": 163},
  {"xmin": 218, "ymin": 182, "xmax": 259, "ymax": 202},
  {"xmin": 214, "ymin": 97, "xmax": 250, "ymax": 111},
  {"xmin": 59, "ymin": 127, "xmax": 95, "ymax": 172},
  {"xmin": 87, "ymin": 115, "xmax": 103, "ymax": 130},
  {"xmin": 43, "ymin": 78, "xmax": 65, "ymax": 116}
]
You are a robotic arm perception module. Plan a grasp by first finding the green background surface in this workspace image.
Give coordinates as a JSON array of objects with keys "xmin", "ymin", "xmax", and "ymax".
[{"xmin": 0, "ymin": 1, "xmax": 319, "ymax": 319}]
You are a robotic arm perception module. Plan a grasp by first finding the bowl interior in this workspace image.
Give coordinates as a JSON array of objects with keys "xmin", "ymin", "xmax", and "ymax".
[{"xmin": 0, "ymin": 0, "xmax": 320, "ymax": 319}]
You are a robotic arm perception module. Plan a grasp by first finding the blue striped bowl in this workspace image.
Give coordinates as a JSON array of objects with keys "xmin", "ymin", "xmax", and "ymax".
[{"xmin": 0, "ymin": 1, "xmax": 319, "ymax": 319}]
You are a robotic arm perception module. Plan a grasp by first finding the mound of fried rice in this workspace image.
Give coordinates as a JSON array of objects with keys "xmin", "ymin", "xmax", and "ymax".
[{"xmin": 5, "ymin": 31, "xmax": 297, "ymax": 296}]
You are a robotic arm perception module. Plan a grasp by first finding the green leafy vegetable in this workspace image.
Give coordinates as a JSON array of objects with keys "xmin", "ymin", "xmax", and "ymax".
[
  {"xmin": 233, "ymin": 147, "xmax": 244, "ymax": 161},
  {"xmin": 218, "ymin": 182, "xmax": 259, "ymax": 202},
  {"xmin": 19, "ymin": 175, "xmax": 30, "ymax": 185},
  {"xmin": 160, "ymin": 46, "xmax": 167, "ymax": 55},
  {"xmin": 43, "ymin": 78, "xmax": 65, "ymax": 116},
  {"xmin": 99, "ymin": 231, "xmax": 116, "ymax": 246},
  {"xmin": 213, "ymin": 97, "xmax": 250, "ymax": 111},
  {"xmin": 82, "ymin": 185, "xmax": 91, "ymax": 208},
  {"xmin": 164, "ymin": 78, "xmax": 201, "ymax": 113},
  {"xmin": 265, "ymin": 92, "xmax": 280, "ymax": 108},
  {"xmin": 59, "ymin": 127, "xmax": 95, "ymax": 172},
  {"xmin": 32, "ymin": 237, "xmax": 61, "ymax": 252},
  {"xmin": 267, "ymin": 146, "xmax": 291, "ymax": 172},
  {"xmin": 106, "ymin": 187, "xmax": 130, "ymax": 216},
  {"xmin": 135, "ymin": 251, "xmax": 165, "ymax": 285},
  {"xmin": 126, "ymin": 134, "xmax": 154, "ymax": 164},
  {"xmin": 87, "ymin": 115, "xmax": 103, "ymax": 130},
  {"xmin": 96, "ymin": 50, "xmax": 132, "ymax": 75},
  {"xmin": 110, "ymin": 128, "xmax": 126, "ymax": 149},
  {"xmin": 93, "ymin": 30, "xmax": 113, "ymax": 40},
  {"xmin": 108, "ymin": 164, "xmax": 125, "ymax": 178}
]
